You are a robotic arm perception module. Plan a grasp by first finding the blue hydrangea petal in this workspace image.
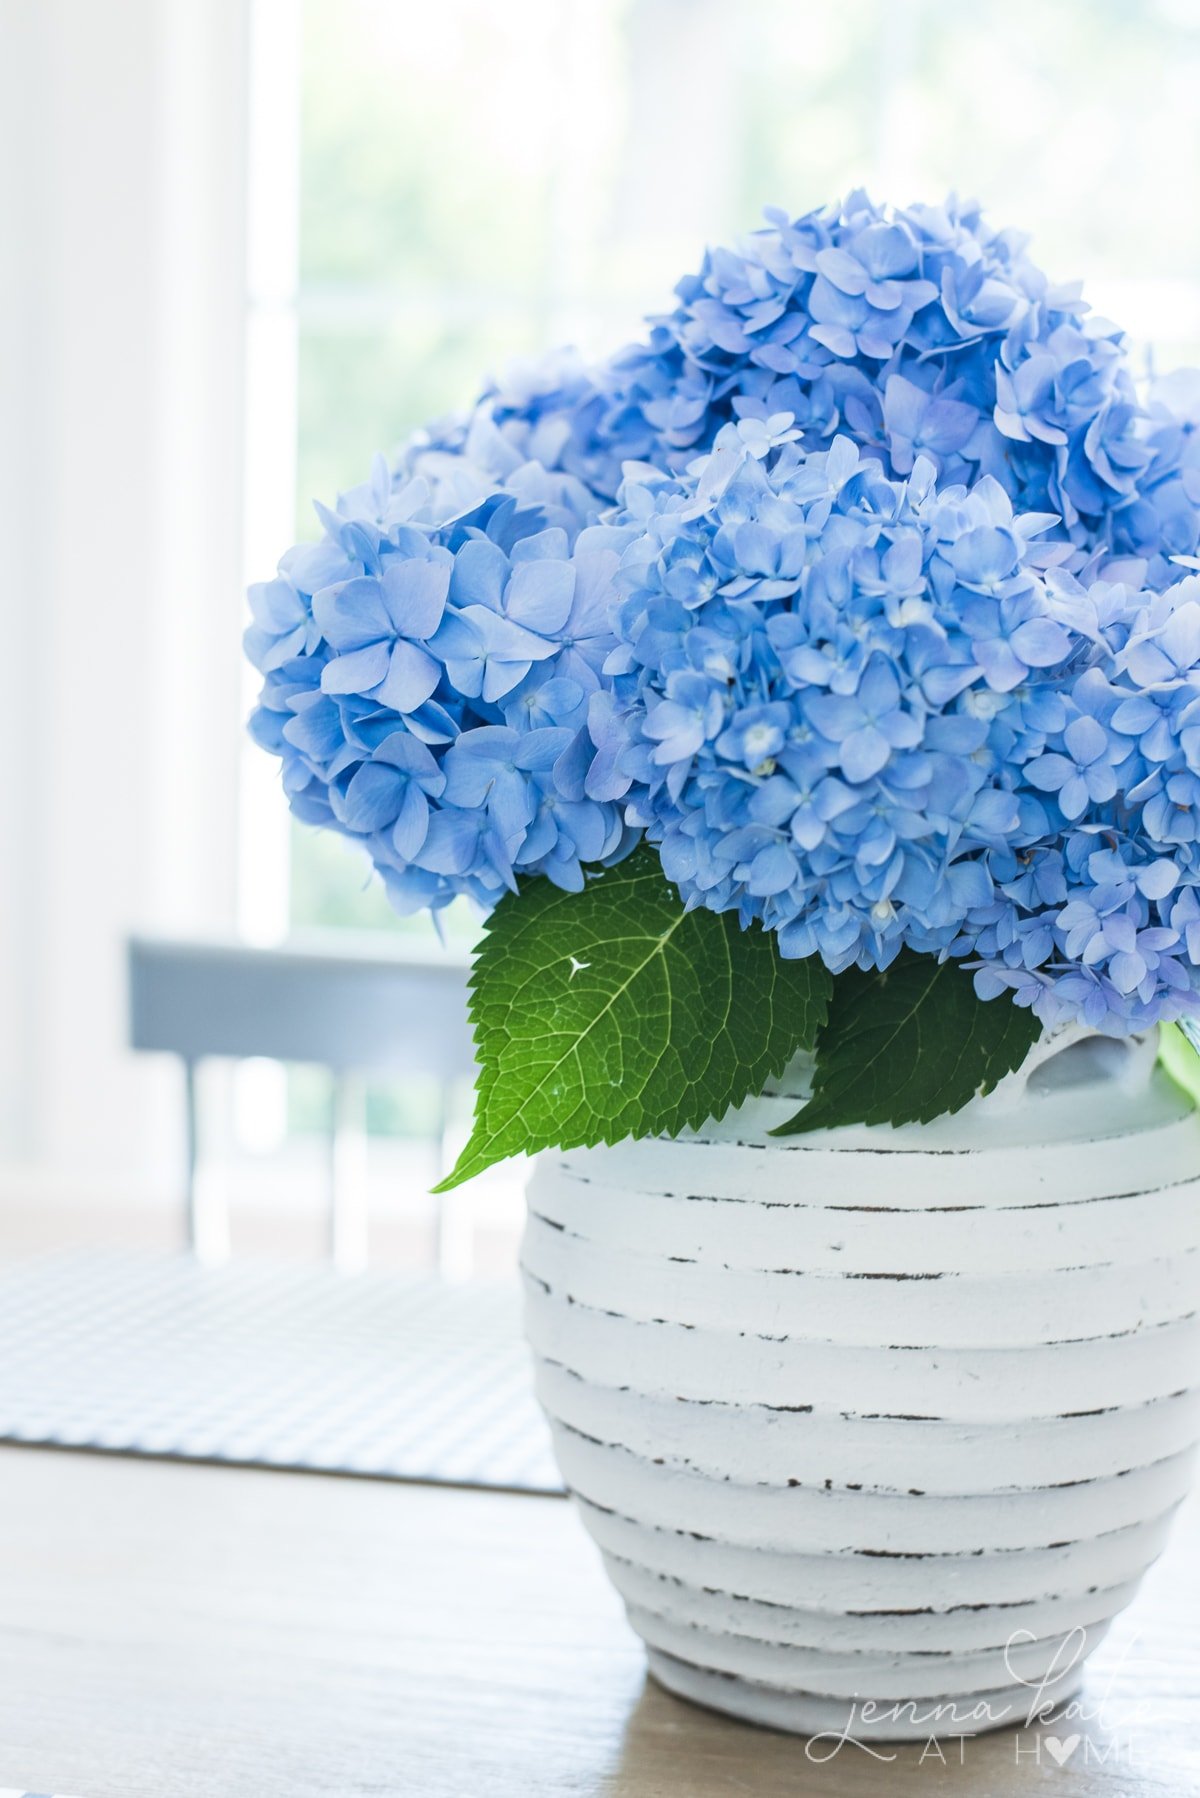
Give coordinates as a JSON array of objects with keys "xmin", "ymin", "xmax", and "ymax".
[
  {"xmin": 364, "ymin": 640, "xmax": 437, "ymax": 712},
  {"xmin": 380, "ymin": 557, "xmax": 451, "ymax": 638},
  {"xmin": 504, "ymin": 559, "xmax": 577, "ymax": 634}
]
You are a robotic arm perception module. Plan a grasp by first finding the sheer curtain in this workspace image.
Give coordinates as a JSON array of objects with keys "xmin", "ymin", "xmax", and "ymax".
[{"xmin": 0, "ymin": 0, "xmax": 251, "ymax": 1200}]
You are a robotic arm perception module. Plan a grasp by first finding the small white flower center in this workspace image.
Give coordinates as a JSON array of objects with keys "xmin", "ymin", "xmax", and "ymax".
[{"xmin": 965, "ymin": 689, "xmax": 1002, "ymax": 720}]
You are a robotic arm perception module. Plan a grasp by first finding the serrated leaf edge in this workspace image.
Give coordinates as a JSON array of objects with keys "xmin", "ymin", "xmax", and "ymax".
[{"xmin": 436, "ymin": 859, "xmax": 831, "ymax": 1190}]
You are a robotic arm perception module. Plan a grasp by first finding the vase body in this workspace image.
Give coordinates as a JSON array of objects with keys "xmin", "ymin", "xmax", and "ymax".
[{"xmin": 521, "ymin": 1031, "xmax": 1200, "ymax": 1740}]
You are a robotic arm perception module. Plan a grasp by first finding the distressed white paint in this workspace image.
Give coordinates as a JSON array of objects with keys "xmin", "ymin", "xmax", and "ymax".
[{"xmin": 523, "ymin": 1028, "xmax": 1200, "ymax": 1739}]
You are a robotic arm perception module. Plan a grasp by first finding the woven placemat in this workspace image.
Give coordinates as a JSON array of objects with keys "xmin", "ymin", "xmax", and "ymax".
[
  {"xmin": 0, "ymin": 1788, "xmax": 87, "ymax": 1797},
  {"xmin": 0, "ymin": 1251, "xmax": 560, "ymax": 1494}
]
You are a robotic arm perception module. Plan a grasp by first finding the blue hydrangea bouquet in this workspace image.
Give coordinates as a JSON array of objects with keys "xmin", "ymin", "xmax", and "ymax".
[{"xmin": 247, "ymin": 194, "xmax": 1200, "ymax": 1186}]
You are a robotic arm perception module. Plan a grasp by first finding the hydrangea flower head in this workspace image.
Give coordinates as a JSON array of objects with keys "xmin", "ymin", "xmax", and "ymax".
[
  {"xmin": 247, "ymin": 431, "xmax": 638, "ymax": 913},
  {"xmin": 600, "ymin": 418, "xmax": 1200, "ymax": 1032},
  {"xmin": 962, "ymin": 576, "xmax": 1200, "ymax": 1032},
  {"xmin": 597, "ymin": 193, "xmax": 1151, "ymax": 563},
  {"xmin": 1114, "ymin": 369, "xmax": 1200, "ymax": 588},
  {"xmin": 605, "ymin": 427, "xmax": 1081, "ymax": 972},
  {"xmin": 472, "ymin": 348, "xmax": 641, "ymax": 512},
  {"xmin": 404, "ymin": 347, "xmax": 641, "ymax": 521}
]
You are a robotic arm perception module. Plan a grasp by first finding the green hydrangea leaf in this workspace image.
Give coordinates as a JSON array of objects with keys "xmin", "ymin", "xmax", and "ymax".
[
  {"xmin": 773, "ymin": 950, "xmax": 1042, "ymax": 1137},
  {"xmin": 436, "ymin": 846, "xmax": 832, "ymax": 1190}
]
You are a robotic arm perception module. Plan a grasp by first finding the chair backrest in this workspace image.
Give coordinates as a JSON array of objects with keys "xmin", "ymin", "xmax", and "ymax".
[{"xmin": 128, "ymin": 932, "xmax": 475, "ymax": 1081}]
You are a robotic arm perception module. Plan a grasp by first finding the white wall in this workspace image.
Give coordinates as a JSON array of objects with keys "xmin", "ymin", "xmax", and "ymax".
[{"xmin": 0, "ymin": 0, "xmax": 251, "ymax": 1200}]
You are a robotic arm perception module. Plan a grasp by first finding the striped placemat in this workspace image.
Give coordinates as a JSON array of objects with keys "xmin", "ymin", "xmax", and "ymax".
[
  {"xmin": 0, "ymin": 1789, "xmax": 87, "ymax": 1797},
  {"xmin": 0, "ymin": 1250, "xmax": 561, "ymax": 1494}
]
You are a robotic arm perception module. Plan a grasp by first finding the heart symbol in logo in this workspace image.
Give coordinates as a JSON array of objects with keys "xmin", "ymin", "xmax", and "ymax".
[{"xmin": 1042, "ymin": 1734, "xmax": 1081, "ymax": 1766}]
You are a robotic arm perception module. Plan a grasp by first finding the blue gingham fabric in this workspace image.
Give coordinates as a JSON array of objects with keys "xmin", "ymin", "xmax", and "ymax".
[{"xmin": 0, "ymin": 1250, "xmax": 561, "ymax": 1493}]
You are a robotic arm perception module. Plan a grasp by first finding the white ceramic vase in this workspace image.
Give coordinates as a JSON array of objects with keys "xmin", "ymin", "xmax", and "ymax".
[{"xmin": 522, "ymin": 1028, "xmax": 1200, "ymax": 1740}]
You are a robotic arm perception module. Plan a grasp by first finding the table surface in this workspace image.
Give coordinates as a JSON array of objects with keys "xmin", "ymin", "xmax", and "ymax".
[{"xmin": 0, "ymin": 1446, "xmax": 1195, "ymax": 1798}]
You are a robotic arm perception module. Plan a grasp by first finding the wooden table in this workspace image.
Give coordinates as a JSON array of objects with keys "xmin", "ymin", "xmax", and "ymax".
[{"xmin": 0, "ymin": 1446, "xmax": 1195, "ymax": 1796}]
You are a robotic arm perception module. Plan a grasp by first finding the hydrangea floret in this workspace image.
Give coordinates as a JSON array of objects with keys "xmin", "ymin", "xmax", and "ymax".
[{"xmin": 246, "ymin": 195, "xmax": 1200, "ymax": 1177}]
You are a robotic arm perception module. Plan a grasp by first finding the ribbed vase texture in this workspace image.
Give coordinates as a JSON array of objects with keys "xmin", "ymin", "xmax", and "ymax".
[{"xmin": 522, "ymin": 1032, "xmax": 1200, "ymax": 1739}]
